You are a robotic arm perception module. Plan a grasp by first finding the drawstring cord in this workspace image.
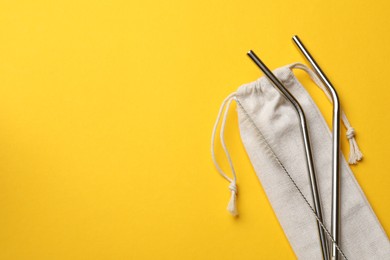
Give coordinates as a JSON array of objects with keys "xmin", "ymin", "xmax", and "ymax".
[
  {"xmin": 290, "ymin": 63, "xmax": 363, "ymax": 164},
  {"xmin": 211, "ymin": 93, "xmax": 238, "ymax": 216}
]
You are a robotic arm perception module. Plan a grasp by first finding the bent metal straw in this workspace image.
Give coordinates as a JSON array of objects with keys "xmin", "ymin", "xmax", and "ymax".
[
  {"xmin": 292, "ymin": 35, "xmax": 341, "ymax": 260},
  {"xmin": 247, "ymin": 50, "xmax": 330, "ymax": 260}
]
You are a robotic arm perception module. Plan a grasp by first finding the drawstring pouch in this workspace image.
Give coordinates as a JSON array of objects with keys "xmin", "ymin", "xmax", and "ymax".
[{"xmin": 211, "ymin": 63, "xmax": 390, "ymax": 259}]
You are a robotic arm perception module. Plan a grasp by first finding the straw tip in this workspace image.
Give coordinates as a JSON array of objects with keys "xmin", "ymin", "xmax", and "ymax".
[
  {"xmin": 247, "ymin": 50, "xmax": 256, "ymax": 58},
  {"xmin": 292, "ymin": 35, "xmax": 299, "ymax": 40}
]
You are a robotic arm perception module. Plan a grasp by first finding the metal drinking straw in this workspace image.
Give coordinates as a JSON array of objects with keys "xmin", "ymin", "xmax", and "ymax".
[
  {"xmin": 247, "ymin": 50, "xmax": 330, "ymax": 260},
  {"xmin": 292, "ymin": 35, "xmax": 341, "ymax": 260}
]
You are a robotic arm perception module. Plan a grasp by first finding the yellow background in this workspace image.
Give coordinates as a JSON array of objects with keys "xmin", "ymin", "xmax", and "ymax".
[{"xmin": 0, "ymin": 1, "xmax": 389, "ymax": 259}]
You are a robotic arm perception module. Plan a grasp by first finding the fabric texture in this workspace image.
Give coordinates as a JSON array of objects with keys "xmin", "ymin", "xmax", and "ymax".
[{"xmin": 213, "ymin": 63, "xmax": 390, "ymax": 259}]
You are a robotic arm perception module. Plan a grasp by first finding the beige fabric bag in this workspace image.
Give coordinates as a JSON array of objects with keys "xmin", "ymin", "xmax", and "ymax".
[{"xmin": 211, "ymin": 63, "xmax": 390, "ymax": 259}]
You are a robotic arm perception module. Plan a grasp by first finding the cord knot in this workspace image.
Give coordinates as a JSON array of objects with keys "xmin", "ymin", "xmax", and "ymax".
[
  {"xmin": 227, "ymin": 182, "xmax": 238, "ymax": 217},
  {"xmin": 346, "ymin": 127, "xmax": 355, "ymax": 139},
  {"xmin": 229, "ymin": 182, "xmax": 238, "ymax": 194},
  {"xmin": 346, "ymin": 127, "xmax": 363, "ymax": 164}
]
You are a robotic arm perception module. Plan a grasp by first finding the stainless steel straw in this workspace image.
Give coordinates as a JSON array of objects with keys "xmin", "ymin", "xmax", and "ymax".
[
  {"xmin": 247, "ymin": 50, "xmax": 329, "ymax": 260},
  {"xmin": 292, "ymin": 35, "xmax": 341, "ymax": 260}
]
